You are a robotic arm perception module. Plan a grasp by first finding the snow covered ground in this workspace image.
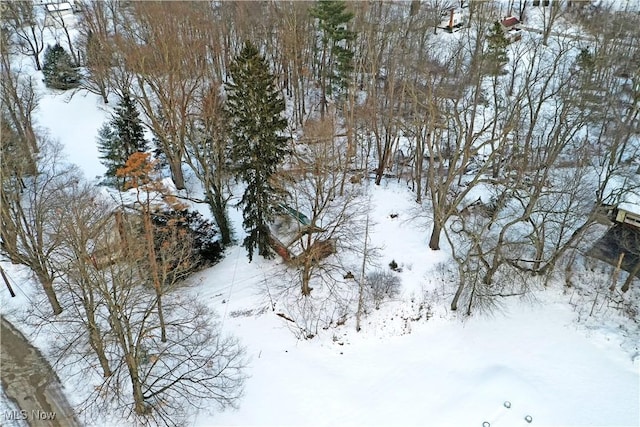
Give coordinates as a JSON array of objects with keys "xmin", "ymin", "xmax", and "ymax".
[
  {"xmin": 3, "ymin": 176, "xmax": 638, "ymax": 426},
  {"xmin": 1, "ymin": 4, "xmax": 639, "ymax": 427}
]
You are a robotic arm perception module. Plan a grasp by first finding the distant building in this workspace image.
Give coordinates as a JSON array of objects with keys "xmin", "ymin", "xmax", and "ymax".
[
  {"xmin": 41, "ymin": 0, "xmax": 76, "ymax": 28},
  {"xmin": 500, "ymin": 16, "xmax": 523, "ymax": 43},
  {"xmin": 45, "ymin": 1, "xmax": 73, "ymax": 13},
  {"xmin": 439, "ymin": 8, "xmax": 467, "ymax": 33}
]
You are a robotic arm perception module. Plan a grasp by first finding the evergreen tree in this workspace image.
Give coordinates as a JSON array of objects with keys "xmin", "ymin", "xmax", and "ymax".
[
  {"xmin": 576, "ymin": 48, "xmax": 595, "ymax": 71},
  {"xmin": 97, "ymin": 93, "xmax": 148, "ymax": 189},
  {"xmin": 485, "ymin": 22, "xmax": 509, "ymax": 75},
  {"xmin": 575, "ymin": 48, "xmax": 596, "ymax": 86},
  {"xmin": 310, "ymin": 0, "xmax": 356, "ymax": 116},
  {"xmin": 42, "ymin": 43, "xmax": 80, "ymax": 90},
  {"xmin": 224, "ymin": 41, "xmax": 289, "ymax": 262}
]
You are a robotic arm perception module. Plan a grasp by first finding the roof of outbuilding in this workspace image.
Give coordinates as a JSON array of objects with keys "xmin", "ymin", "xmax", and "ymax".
[{"xmin": 501, "ymin": 17, "xmax": 520, "ymax": 27}]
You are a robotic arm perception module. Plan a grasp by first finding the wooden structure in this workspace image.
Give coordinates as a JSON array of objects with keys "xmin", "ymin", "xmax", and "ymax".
[
  {"xmin": 615, "ymin": 208, "xmax": 640, "ymax": 229},
  {"xmin": 500, "ymin": 16, "xmax": 523, "ymax": 43},
  {"xmin": 587, "ymin": 205, "xmax": 640, "ymax": 281}
]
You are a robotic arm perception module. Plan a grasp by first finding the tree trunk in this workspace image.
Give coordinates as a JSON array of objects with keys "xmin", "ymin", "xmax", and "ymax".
[
  {"xmin": 87, "ymin": 318, "xmax": 112, "ymax": 377},
  {"xmin": 167, "ymin": 155, "xmax": 186, "ymax": 190},
  {"xmin": 415, "ymin": 136, "xmax": 424, "ymax": 203},
  {"xmin": 207, "ymin": 187, "xmax": 232, "ymax": 246},
  {"xmin": 301, "ymin": 262, "xmax": 312, "ymax": 296},
  {"xmin": 125, "ymin": 353, "xmax": 148, "ymax": 415},
  {"xmin": 143, "ymin": 213, "xmax": 167, "ymax": 342},
  {"xmin": 356, "ymin": 212, "xmax": 370, "ymax": 331},
  {"xmin": 36, "ymin": 270, "xmax": 62, "ymax": 315},
  {"xmin": 0, "ymin": 266, "xmax": 16, "ymax": 298},
  {"xmin": 33, "ymin": 52, "xmax": 42, "ymax": 71},
  {"xmin": 451, "ymin": 277, "xmax": 464, "ymax": 311},
  {"xmin": 428, "ymin": 219, "xmax": 442, "ymax": 250}
]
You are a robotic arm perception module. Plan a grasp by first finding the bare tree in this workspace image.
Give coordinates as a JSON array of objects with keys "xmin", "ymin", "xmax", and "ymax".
[
  {"xmin": 0, "ymin": 139, "xmax": 80, "ymax": 315},
  {"xmin": 540, "ymin": 0, "xmax": 566, "ymax": 46},
  {"xmin": 183, "ymin": 83, "xmax": 234, "ymax": 246},
  {"xmin": 75, "ymin": 0, "xmax": 118, "ymax": 103},
  {"xmin": 1, "ymin": 1, "xmax": 46, "ymax": 70},
  {"xmin": 56, "ymin": 254, "xmax": 246, "ymax": 425},
  {"xmin": 1, "ymin": 32, "xmax": 39, "ymax": 164},
  {"xmin": 440, "ymin": 24, "xmax": 640, "ymax": 314},
  {"xmin": 117, "ymin": 1, "xmax": 214, "ymax": 190},
  {"xmin": 51, "ymin": 181, "xmax": 115, "ymax": 378},
  {"xmin": 285, "ymin": 118, "xmax": 364, "ymax": 296}
]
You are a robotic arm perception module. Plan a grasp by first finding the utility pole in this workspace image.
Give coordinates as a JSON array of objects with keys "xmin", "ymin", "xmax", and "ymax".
[{"xmin": 0, "ymin": 265, "xmax": 16, "ymax": 297}]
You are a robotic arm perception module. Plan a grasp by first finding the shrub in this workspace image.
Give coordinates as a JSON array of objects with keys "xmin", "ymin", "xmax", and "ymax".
[
  {"xmin": 150, "ymin": 209, "xmax": 223, "ymax": 286},
  {"xmin": 367, "ymin": 269, "xmax": 401, "ymax": 309}
]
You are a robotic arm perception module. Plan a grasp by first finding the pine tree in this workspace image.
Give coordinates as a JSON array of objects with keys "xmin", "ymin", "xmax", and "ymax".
[
  {"xmin": 224, "ymin": 41, "xmax": 289, "ymax": 262},
  {"xmin": 485, "ymin": 22, "xmax": 509, "ymax": 75},
  {"xmin": 42, "ymin": 43, "xmax": 80, "ymax": 90},
  {"xmin": 97, "ymin": 93, "xmax": 148, "ymax": 189},
  {"xmin": 310, "ymin": 0, "xmax": 355, "ymax": 116}
]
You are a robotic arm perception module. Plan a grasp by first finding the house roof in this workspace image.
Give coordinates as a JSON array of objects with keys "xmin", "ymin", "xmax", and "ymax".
[{"xmin": 501, "ymin": 16, "xmax": 520, "ymax": 28}]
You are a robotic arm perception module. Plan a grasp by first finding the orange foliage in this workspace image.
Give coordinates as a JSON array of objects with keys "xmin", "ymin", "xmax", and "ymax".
[
  {"xmin": 116, "ymin": 152, "xmax": 155, "ymax": 189},
  {"xmin": 116, "ymin": 152, "xmax": 188, "ymax": 211}
]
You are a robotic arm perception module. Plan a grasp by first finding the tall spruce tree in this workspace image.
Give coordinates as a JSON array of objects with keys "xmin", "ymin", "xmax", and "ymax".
[
  {"xmin": 485, "ymin": 22, "xmax": 509, "ymax": 75},
  {"xmin": 225, "ymin": 41, "xmax": 289, "ymax": 262},
  {"xmin": 310, "ymin": 0, "xmax": 355, "ymax": 117},
  {"xmin": 42, "ymin": 43, "xmax": 80, "ymax": 90},
  {"xmin": 97, "ymin": 93, "xmax": 148, "ymax": 189}
]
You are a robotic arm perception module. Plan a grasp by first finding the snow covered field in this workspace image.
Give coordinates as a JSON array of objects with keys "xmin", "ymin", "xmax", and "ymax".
[{"xmin": 1, "ymin": 3, "xmax": 639, "ymax": 427}]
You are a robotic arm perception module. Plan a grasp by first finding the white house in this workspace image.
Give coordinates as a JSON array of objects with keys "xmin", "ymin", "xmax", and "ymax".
[{"xmin": 439, "ymin": 8, "xmax": 467, "ymax": 33}]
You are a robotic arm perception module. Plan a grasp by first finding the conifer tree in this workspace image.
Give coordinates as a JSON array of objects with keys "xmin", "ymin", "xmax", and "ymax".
[
  {"xmin": 42, "ymin": 43, "xmax": 80, "ymax": 90},
  {"xmin": 485, "ymin": 22, "xmax": 509, "ymax": 75},
  {"xmin": 97, "ymin": 93, "xmax": 148, "ymax": 189},
  {"xmin": 224, "ymin": 41, "xmax": 289, "ymax": 262},
  {"xmin": 310, "ymin": 0, "xmax": 355, "ymax": 116}
]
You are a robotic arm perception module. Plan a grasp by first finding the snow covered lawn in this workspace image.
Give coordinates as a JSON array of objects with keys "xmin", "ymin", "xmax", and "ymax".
[
  {"xmin": 200, "ymin": 295, "xmax": 638, "ymax": 426},
  {"xmin": 181, "ymin": 183, "xmax": 638, "ymax": 427}
]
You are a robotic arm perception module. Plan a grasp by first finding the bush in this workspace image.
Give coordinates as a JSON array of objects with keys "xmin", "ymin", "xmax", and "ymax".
[
  {"xmin": 150, "ymin": 209, "xmax": 223, "ymax": 286},
  {"xmin": 367, "ymin": 269, "xmax": 401, "ymax": 309},
  {"xmin": 42, "ymin": 43, "xmax": 80, "ymax": 90}
]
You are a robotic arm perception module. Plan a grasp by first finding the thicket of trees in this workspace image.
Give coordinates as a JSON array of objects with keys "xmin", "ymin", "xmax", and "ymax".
[{"xmin": 1, "ymin": 0, "xmax": 640, "ymax": 420}]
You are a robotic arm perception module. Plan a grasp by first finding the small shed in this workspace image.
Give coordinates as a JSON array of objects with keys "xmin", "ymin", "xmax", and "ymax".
[
  {"xmin": 615, "ymin": 208, "xmax": 640, "ymax": 229},
  {"xmin": 500, "ymin": 16, "xmax": 521, "ymax": 31},
  {"xmin": 587, "ymin": 205, "xmax": 640, "ymax": 284},
  {"xmin": 500, "ymin": 16, "xmax": 522, "ymax": 42}
]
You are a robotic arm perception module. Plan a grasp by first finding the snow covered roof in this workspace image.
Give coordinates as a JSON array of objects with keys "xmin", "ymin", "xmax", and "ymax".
[{"xmin": 45, "ymin": 2, "xmax": 73, "ymax": 13}]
